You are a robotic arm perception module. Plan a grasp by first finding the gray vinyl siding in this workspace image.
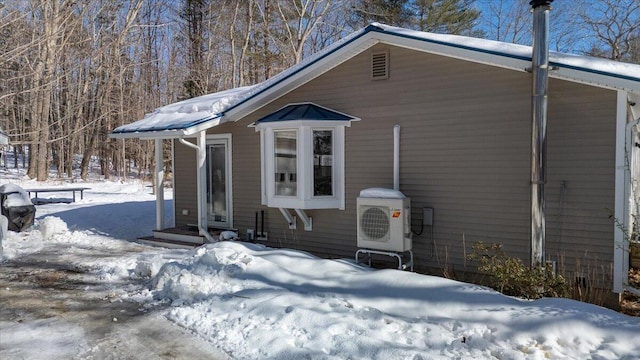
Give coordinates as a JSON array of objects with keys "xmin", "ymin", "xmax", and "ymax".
[
  {"xmin": 173, "ymin": 139, "xmax": 198, "ymax": 226},
  {"xmin": 173, "ymin": 43, "xmax": 618, "ymax": 285},
  {"xmin": 545, "ymin": 81, "xmax": 616, "ymax": 280}
]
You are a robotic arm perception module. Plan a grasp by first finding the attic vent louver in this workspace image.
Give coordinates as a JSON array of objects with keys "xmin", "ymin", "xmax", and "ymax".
[{"xmin": 371, "ymin": 51, "xmax": 389, "ymax": 80}]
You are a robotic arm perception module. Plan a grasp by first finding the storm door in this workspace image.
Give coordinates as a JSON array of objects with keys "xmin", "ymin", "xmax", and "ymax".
[{"xmin": 206, "ymin": 137, "xmax": 232, "ymax": 228}]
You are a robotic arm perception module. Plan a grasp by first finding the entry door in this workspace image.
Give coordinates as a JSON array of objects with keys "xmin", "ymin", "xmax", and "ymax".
[{"xmin": 206, "ymin": 137, "xmax": 232, "ymax": 228}]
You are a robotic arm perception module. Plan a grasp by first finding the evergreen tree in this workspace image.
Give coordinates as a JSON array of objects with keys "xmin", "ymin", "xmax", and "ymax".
[
  {"xmin": 349, "ymin": 0, "xmax": 479, "ymax": 35},
  {"xmin": 179, "ymin": 0, "xmax": 208, "ymax": 98},
  {"xmin": 349, "ymin": 0, "xmax": 413, "ymax": 28},
  {"xmin": 410, "ymin": 0, "xmax": 480, "ymax": 35}
]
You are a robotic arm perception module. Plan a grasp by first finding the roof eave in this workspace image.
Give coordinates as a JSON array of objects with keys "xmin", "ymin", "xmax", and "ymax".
[
  {"xmin": 374, "ymin": 31, "xmax": 533, "ymax": 73},
  {"xmin": 183, "ymin": 117, "xmax": 222, "ymax": 136},
  {"xmin": 371, "ymin": 29, "xmax": 640, "ymax": 92},
  {"xmin": 550, "ymin": 66, "xmax": 640, "ymax": 93},
  {"xmin": 109, "ymin": 116, "xmax": 223, "ymax": 140},
  {"xmin": 109, "ymin": 128, "xmax": 190, "ymax": 140}
]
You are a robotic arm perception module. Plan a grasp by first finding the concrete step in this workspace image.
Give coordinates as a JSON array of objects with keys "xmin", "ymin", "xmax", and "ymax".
[
  {"xmin": 152, "ymin": 229, "xmax": 205, "ymax": 245},
  {"xmin": 137, "ymin": 236, "xmax": 201, "ymax": 249}
]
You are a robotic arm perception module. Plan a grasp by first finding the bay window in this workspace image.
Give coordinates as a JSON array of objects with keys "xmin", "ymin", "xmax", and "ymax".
[{"xmin": 252, "ymin": 103, "xmax": 359, "ymax": 210}]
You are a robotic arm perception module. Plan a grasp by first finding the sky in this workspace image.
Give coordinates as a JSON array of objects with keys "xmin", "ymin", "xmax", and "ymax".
[{"xmin": 1, "ymin": 162, "xmax": 640, "ymax": 359}]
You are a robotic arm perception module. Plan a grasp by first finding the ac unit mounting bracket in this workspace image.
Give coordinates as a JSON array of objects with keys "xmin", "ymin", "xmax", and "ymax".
[{"xmin": 355, "ymin": 248, "xmax": 413, "ymax": 271}]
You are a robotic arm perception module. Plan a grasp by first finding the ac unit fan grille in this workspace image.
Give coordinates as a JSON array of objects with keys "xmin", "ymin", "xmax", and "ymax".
[{"xmin": 360, "ymin": 206, "xmax": 390, "ymax": 241}]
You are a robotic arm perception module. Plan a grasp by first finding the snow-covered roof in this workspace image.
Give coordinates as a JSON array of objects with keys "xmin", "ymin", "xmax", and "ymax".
[
  {"xmin": 111, "ymin": 86, "xmax": 256, "ymax": 139},
  {"xmin": 111, "ymin": 23, "xmax": 640, "ymax": 139}
]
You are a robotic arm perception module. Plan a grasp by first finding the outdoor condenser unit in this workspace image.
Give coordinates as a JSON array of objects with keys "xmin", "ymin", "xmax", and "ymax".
[{"xmin": 357, "ymin": 194, "xmax": 411, "ymax": 252}]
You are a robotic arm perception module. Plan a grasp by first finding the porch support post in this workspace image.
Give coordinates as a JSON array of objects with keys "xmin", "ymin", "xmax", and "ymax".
[
  {"xmin": 196, "ymin": 131, "xmax": 208, "ymax": 236},
  {"xmin": 154, "ymin": 138, "xmax": 165, "ymax": 230}
]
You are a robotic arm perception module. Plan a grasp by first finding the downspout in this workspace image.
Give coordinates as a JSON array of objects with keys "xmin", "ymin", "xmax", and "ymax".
[
  {"xmin": 625, "ymin": 118, "xmax": 640, "ymax": 228},
  {"xmin": 154, "ymin": 139, "xmax": 165, "ymax": 230},
  {"xmin": 394, "ymin": 125, "xmax": 400, "ymax": 191},
  {"xmin": 179, "ymin": 134, "xmax": 217, "ymax": 243},
  {"xmin": 530, "ymin": 0, "xmax": 552, "ymax": 267}
]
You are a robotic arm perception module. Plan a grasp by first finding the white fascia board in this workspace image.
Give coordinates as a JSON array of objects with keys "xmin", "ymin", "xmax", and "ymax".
[
  {"xmin": 109, "ymin": 129, "xmax": 189, "ymax": 140},
  {"xmin": 109, "ymin": 117, "xmax": 222, "ymax": 140},
  {"xmin": 183, "ymin": 117, "xmax": 222, "ymax": 136},
  {"xmin": 373, "ymin": 32, "xmax": 532, "ymax": 74},
  {"xmin": 550, "ymin": 67, "xmax": 640, "ymax": 93},
  {"xmin": 224, "ymin": 36, "xmax": 379, "ymax": 122}
]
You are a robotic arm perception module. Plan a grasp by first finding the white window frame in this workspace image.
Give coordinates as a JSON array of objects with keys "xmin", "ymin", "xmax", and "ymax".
[
  {"xmin": 206, "ymin": 133, "xmax": 233, "ymax": 229},
  {"xmin": 257, "ymin": 120, "xmax": 347, "ymax": 210},
  {"xmin": 308, "ymin": 128, "xmax": 336, "ymax": 199}
]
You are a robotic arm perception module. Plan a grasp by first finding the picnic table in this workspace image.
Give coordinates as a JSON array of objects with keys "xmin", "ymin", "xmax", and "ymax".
[{"xmin": 24, "ymin": 187, "xmax": 91, "ymax": 203}]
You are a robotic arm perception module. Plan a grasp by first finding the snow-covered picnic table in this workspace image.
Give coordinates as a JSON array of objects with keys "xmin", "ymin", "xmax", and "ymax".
[{"xmin": 24, "ymin": 187, "xmax": 90, "ymax": 203}]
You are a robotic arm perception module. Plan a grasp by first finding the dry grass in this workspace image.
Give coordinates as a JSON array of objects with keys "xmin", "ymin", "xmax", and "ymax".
[{"xmin": 621, "ymin": 268, "xmax": 640, "ymax": 317}]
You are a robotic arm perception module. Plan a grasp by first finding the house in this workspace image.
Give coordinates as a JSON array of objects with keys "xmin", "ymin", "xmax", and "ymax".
[{"xmin": 111, "ymin": 23, "xmax": 640, "ymax": 297}]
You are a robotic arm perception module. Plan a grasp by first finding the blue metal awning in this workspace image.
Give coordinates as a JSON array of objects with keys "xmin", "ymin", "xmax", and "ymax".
[{"xmin": 254, "ymin": 103, "xmax": 358, "ymax": 124}]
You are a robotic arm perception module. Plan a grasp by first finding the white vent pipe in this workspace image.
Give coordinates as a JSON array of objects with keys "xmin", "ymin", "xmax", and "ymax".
[{"xmin": 394, "ymin": 125, "xmax": 400, "ymax": 191}]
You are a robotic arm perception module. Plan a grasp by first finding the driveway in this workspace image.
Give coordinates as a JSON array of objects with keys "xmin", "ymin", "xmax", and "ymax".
[{"xmin": 0, "ymin": 247, "xmax": 229, "ymax": 360}]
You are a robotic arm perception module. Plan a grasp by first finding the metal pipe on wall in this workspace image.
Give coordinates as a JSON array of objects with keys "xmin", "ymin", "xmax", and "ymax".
[
  {"xmin": 394, "ymin": 125, "xmax": 400, "ymax": 191},
  {"xmin": 154, "ymin": 138, "xmax": 165, "ymax": 230},
  {"xmin": 530, "ymin": 0, "xmax": 553, "ymax": 267}
]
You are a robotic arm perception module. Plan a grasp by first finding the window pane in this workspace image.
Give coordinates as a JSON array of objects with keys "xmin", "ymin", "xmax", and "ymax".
[
  {"xmin": 206, "ymin": 143, "xmax": 227, "ymax": 223},
  {"xmin": 313, "ymin": 130, "xmax": 333, "ymax": 196},
  {"xmin": 275, "ymin": 130, "xmax": 297, "ymax": 196}
]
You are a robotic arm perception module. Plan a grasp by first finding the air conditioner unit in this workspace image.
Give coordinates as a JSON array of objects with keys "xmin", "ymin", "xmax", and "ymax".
[{"xmin": 357, "ymin": 195, "xmax": 411, "ymax": 252}]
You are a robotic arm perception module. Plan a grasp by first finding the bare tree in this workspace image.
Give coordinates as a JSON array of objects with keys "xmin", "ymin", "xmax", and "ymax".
[
  {"xmin": 276, "ymin": 0, "xmax": 332, "ymax": 64},
  {"xmin": 28, "ymin": 0, "xmax": 70, "ymax": 180},
  {"xmin": 479, "ymin": 0, "xmax": 530, "ymax": 44},
  {"xmin": 577, "ymin": 0, "xmax": 640, "ymax": 61}
]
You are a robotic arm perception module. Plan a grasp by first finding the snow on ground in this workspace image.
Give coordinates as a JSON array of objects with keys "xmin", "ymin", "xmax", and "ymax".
[{"xmin": 1, "ymin": 164, "xmax": 640, "ymax": 359}]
